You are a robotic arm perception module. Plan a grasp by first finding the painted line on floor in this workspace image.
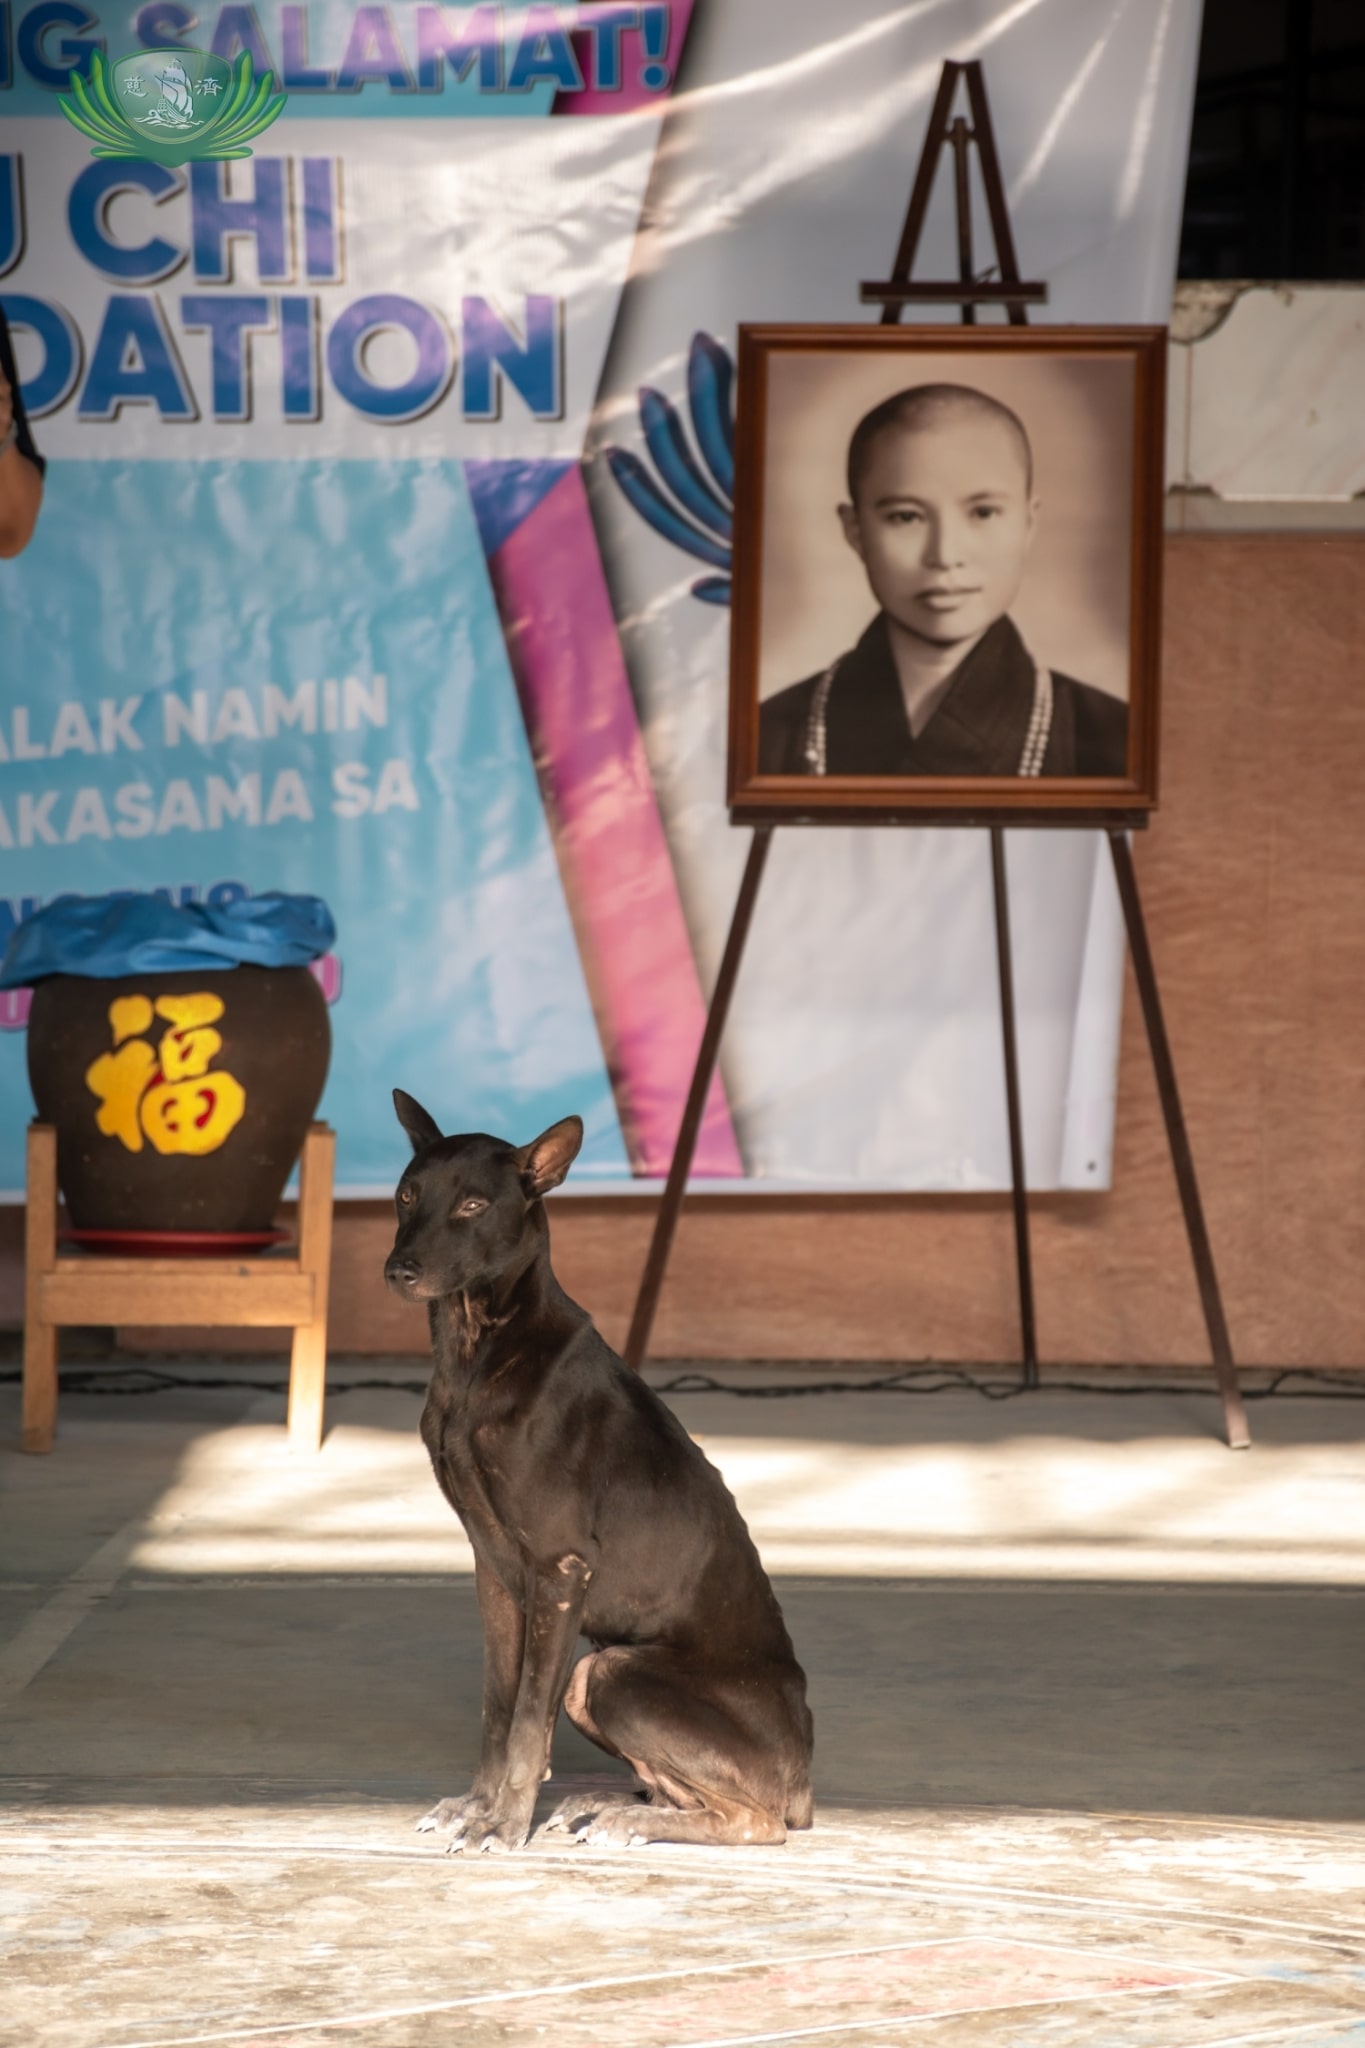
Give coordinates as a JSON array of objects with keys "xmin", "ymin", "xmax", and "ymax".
[
  {"xmin": 817, "ymin": 1800, "xmax": 1365, "ymax": 1835},
  {"xmin": 99, "ymin": 1933, "xmax": 1223, "ymax": 2048},
  {"xmin": 107, "ymin": 1985, "xmax": 1365, "ymax": 2048},
  {"xmin": 685, "ymin": 2022, "xmax": 1365, "ymax": 2048},
  {"xmin": 107, "ymin": 1976, "xmax": 1237, "ymax": 2048},
  {"xmin": 549, "ymin": 1864, "xmax": 1365, "ymax": 1955},
  {"xmin": 64, "ymin": 1555, "xmax": 1365, "ymax": 1588},
  {"xmin": 2, "ymin": 1832, "xmax": 1361, "ymax": 1955},
  {"xmin": 655, "ymin": 1983, "xmax": 1241, "ymax": 2048},
  {"xmin": 647, "ymin": 1867, "xmax": 1365, "ymax": 1949},
  {"xmin": 1194, "ymin": 2022, "xmax": 1365, "ymax": 2048},
  {"xmin": 0, "ymin": 1517, "xmax": 144, "ymax": 1713},
  {"xmin": 51, "ymin": 1575, "xmax": 1365, "ymax": 1598}
]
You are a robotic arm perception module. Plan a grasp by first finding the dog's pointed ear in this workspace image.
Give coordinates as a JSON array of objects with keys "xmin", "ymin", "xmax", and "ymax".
[
  {"xmin": 393, "ymin": 1089, "xmax": 442, "ymax": 1155},
  {"xmin": 518, "ymin": 1115, "xmax": 583, "ymax": 1198}
]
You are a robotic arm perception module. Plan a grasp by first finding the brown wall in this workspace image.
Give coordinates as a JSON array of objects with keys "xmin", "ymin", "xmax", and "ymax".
[{"xmin": 15, "ymin": 535, "xmax": 1365, "ymax": 1370}]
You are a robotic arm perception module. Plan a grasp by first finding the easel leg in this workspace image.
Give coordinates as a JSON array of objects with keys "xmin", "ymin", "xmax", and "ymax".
[
  {"xmin": 624, "ymin": 827, "xmax": 773, "ymax": 1370},
  {"xmin": 950, "ymin": 116, "xmax": 976, "ymax": 325},
  {"xmin": 879, "ymin": 62, "xmax": 960, "ymax": 327},
  {"xmin": 962, "ymin": 61, "xmax": 1031, "ymax": 327},
  {"xmin": 990, "ymin": 831, "xmax": 1039, "ymax": 1387},
  {"xmin": 1107, "ymin": 833, "xmax": 1250, "ymax": 1450},
  {"xmin": 22, "ymin": 1123, "xmax": 59, "ymax": 1455},
  {"xmin": 287, "ymin": 1123, "xmax": 335, "ymax": 1454}
]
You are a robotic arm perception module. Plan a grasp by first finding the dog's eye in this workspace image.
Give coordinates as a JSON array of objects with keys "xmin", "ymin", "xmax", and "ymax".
[
  {"xmin": 397, "ymin": 1187, "xmax": 414, "ymax": 1206},
  {"xmin": 456, "ymin": 1197, "xmax": 488, "ymax": 1219}
]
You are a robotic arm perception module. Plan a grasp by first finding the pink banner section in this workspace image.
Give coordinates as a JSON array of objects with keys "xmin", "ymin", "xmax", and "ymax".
[
  {"xmin": 487, "ymin": 469, "xmax": 741, "ymax": 1177},
  {"xmin": 560, "ymin": 0, "xmax": 696, "ymax": 116}
]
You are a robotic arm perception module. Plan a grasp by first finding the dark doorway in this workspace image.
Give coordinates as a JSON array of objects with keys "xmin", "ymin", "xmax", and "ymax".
[{"xmin": 1179, "ymin": 0, "xmax": 1365, "ymax": 279}]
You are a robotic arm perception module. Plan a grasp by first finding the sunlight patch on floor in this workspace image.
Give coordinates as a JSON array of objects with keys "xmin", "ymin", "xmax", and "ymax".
[{"xmin": 118, "ymin": 1412, "xmax": 1365, "ymax": 1584}]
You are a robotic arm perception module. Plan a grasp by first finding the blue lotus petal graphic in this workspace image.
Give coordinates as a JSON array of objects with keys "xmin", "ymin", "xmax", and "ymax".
[
  {"xmin": 686, "ymin": 333, "xmax": 735, "ymax": 502},
  {"xmin": 606, "ymin": 331, "xmax": 734, "ymax": 606}
]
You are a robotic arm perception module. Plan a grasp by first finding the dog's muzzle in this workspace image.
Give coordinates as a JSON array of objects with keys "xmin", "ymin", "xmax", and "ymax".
[{"xmin": 384, "ymin": 1254, "xmax": 429, "ymax": 1299}]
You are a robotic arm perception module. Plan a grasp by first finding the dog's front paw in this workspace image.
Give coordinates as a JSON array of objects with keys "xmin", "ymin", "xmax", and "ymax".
[
  {"xmin": 449, "ymin": 1809, "xmax": 533, "ymax": 1856},
  {"xmin": 415, "ymin": 1793, "xmax": 490, "ymax": 1841}
]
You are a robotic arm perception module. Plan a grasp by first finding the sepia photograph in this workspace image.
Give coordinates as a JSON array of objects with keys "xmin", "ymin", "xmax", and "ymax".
[{"xmin": 727, "ymin": 325, "xmax": 1166, "ymax": 818}]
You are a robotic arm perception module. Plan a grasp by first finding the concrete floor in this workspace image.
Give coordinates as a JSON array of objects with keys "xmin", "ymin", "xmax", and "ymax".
[{"xmin": 2, "ymin": 1359, "xmax": 1364, "ymax": 2048}]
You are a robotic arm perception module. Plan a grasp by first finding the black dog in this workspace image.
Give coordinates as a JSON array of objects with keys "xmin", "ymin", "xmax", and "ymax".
[{"xmin": 384, "ymin": 1091, "xmax": 814, "ymax": 1852}]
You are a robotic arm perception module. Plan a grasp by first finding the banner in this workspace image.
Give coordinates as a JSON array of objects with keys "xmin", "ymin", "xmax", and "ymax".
[{"xmin": 0, "ymin": 0, "xmax": 1200, "ymax": 1194}]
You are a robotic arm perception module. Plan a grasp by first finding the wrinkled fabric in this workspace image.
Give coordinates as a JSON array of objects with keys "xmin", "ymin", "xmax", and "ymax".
[
  {"xmin": 0, "ymin": 893, "xmax": 336, "ymax": 988},
  {"xmin": 0, "ymin": 0, "xmax": 1201, "ymax": 1192}
]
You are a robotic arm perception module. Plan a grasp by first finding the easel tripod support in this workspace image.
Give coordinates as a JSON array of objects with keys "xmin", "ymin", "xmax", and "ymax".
[
  {"xmin": 623, "ymin": 58, "xmax": 1249, "ymax": 1451},
  {"xmin": 624, "ymin": 825, "xmax": 1250, "ymax": 1452}
]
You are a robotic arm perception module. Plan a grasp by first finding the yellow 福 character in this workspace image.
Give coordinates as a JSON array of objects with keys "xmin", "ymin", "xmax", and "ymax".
[
  {"xmin": 153, "ymin": 993, "xmax": 226, "ymax": 1080},
  {"xmin": 84, "ymin": 990, "xmax": 247, "ymax": 1156},
  {"xmin": 86, "ymin": 1037, "xmax": 158, "ymax": 1152},
  {"xmin": 140, "ymin": 1069, "xmax": 247, "ymax": 1154},
  {"xmin": 141, "ymin": 992, "xmax": 245, "ymax": 1154},
  {"xmin": 110, "ymin": 995, "xmax": 155, "ymax": 1044}
]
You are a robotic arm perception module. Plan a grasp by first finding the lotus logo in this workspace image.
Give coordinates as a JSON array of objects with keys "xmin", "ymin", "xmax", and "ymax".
[{"xmin": 58, "ymin": 46, "xmax": 287, "ymax": 167}]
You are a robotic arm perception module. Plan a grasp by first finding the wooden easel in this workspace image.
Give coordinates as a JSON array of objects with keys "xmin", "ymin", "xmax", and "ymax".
[{"xmin": 624, "ymin": 60, "xmax": 1250, "ymax": 1450}]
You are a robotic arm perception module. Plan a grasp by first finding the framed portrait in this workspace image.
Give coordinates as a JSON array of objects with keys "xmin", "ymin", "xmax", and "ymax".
[{"xmin": 726, "ymin": 325, "xmax": 1166, "ymax": 822}]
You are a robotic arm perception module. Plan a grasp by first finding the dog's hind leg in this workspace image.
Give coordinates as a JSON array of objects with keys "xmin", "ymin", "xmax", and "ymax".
[
  {"xmin": 785, "ymin": 1776, "xmax": 815, "ymax": 1830},
  {"xmin": 540, "ymin": 1651, "xmax": 649, "ymax": 1837},
  {"xmin": 558, "ymin": 1646, "xmax": 805, "ymax": 1847},
  {"xmin": 541, "ymin": 1785, "xmax": 649, "ymax": 1836}
]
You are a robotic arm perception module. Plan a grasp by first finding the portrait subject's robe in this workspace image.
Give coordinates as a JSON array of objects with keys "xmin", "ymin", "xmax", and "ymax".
[{"xmin": 757, "ymin": 614, "xmax": 1128, "ymax": 779}]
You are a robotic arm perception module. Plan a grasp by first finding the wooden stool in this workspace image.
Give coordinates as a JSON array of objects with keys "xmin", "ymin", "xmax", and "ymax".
[{"xmin": 22, "ymin": 1120, "xmax": 335, "ymax": 1456}]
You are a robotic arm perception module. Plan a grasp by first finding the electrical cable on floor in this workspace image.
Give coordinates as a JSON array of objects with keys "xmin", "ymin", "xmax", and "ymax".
[{"xmin": 0, "ymin": 1365, "xmax": 1362, "ymax": 1400}]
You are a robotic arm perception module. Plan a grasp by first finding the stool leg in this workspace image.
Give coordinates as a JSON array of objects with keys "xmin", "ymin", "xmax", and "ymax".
[
  {"xmin": 288, "ymin": 1323, "xmax": 327, "ymax": 1454},
  {"xmin": 288, "ymin": 1124, "xmax": 335, "ymax": 1453},
  {"xmin": 23, "ymin": 1124, "xmax": 59, "ymax": 1454}
]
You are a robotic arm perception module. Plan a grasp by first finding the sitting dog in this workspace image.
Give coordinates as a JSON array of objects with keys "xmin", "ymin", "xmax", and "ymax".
[{"xmin": 384, "ymin": 1091, "xmax": 814, "ymax": 1852}]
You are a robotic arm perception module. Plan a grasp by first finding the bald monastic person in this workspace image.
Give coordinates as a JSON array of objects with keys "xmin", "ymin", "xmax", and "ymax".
[{"xmin": 758, "ymin": 383, "xmax": 1128, "ymax": 780}]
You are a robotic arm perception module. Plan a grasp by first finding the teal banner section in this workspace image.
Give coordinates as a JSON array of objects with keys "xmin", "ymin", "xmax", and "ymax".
[{"xmin": 0, "ymin": 458, "xmax": 630, "ymax": 1191}]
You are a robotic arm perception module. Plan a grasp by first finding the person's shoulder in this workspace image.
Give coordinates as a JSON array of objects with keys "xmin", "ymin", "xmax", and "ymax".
[
  {"xmin": 1050, "ymin": 671, "xmax": 1128, "ymax": 775},
  {"xmin": 758, "ymin": 671, "xmax": 824, "ymax": 773},
  {"xmin": 761, "ymin": 673, "xmax": 823, "ymax": 724},
  {"xmin": 0, "ymin": 307, "xmax": 46, "ymax": 478},
  {"xmin": 1052, "ymin": 672, "xmax": 1127, "ymax": 734}
]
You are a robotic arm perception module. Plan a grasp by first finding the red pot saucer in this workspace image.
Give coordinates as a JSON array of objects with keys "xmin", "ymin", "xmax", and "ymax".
[{"xmin": 59, "ymin": 1227, "xmax": 291, "ymax": 1258}]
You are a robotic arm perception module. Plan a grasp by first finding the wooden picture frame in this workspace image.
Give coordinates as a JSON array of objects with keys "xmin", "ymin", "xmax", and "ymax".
[{"xmin": 726, "ymin": 324, "xmax": 1166, "ymax": 823}]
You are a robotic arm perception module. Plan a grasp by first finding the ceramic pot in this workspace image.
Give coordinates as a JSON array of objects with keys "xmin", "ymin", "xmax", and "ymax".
[{"xmin": 26, "ymin": 965, "xmax": 331, "ymax": 1232}]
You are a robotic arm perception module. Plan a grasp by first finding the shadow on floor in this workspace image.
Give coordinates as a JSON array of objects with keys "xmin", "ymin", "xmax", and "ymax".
[
  {"xmin": 3, "ymin": 1573, "xmax": 1362, "ymax": 1827},
  {"xmin": 3, "ymin": 1370, "xmax": 1364, "ymax": 1831}
]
